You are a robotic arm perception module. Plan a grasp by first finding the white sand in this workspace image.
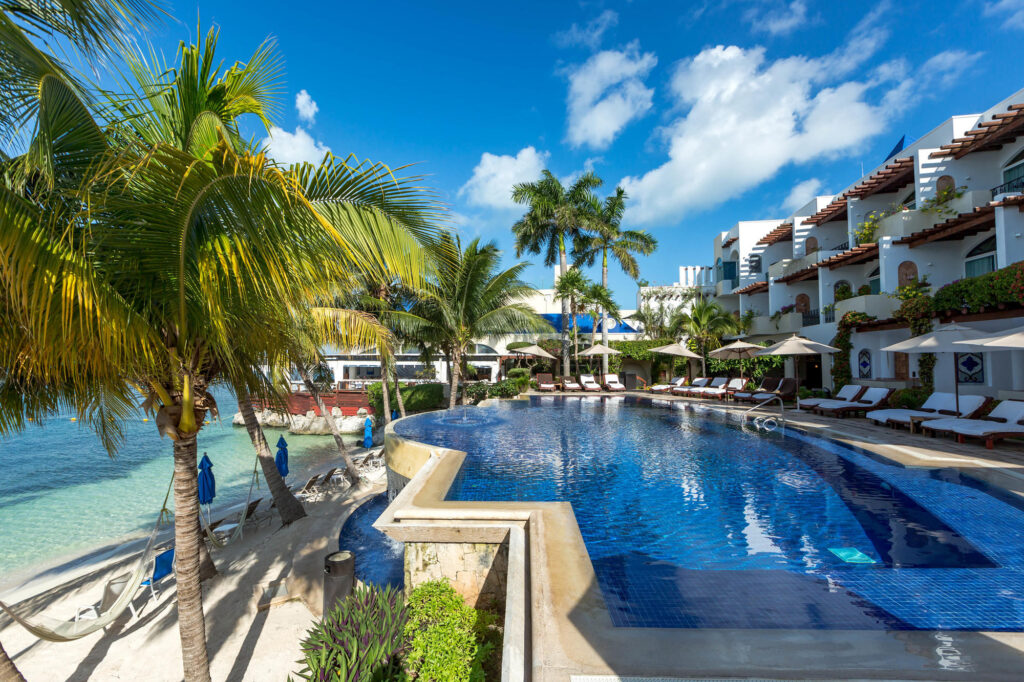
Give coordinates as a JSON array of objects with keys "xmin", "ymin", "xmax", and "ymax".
[{"xmin": 1, "ymin": 474, "xmax": 385, "ymax": 682}]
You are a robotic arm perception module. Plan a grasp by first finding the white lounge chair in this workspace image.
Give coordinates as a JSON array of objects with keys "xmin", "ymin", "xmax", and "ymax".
[
  {"xmin": 921, "ymin": 400, "xmax": 1024, "ymax": 448},
  {"xmin": 562, "ymin": 377, "xmax": 582, "ymax": 391},
  {"xmin": 603, "ymin": 373, "xmax": 626, "ymax": 391},
  {"xmin": 580, "ymin": 374, "xmax": 602, "ymax": 392},
  {"xmin": 866, "ymin": 393, "xmax": 987, "ymax": 428},
  {"xmin": 673, "ymin": 377, "xmax": 710, "ymax": 395},
  {"xmin": 690, "ymin": 377, "xmax": 728, "ymax": 396},
  {"xmin": 799, "ymin": 384, "xmax": 865, "ymax": 409},
  {"xmin": 650, "ymin": 377, "xmax": 686, "ymax": 393},
  {"xmin": 813, "ymin": 387, "xmax": 894, "ymax": 417},
  {"xmin": 703, "ymin": 377, "xmax": 746, "ymax": 400},
  {"xmin": 734, "ymin": 377, "xmax": 778, "ymax": 402}
]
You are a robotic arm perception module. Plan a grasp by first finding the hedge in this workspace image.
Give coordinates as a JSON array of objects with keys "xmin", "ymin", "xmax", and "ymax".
[{"xmin": 367, "ymin": 382, "xmax": 446, "ymax": 415}]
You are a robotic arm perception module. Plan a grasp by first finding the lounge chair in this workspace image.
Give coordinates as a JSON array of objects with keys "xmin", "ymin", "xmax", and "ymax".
[
  {"xmin": 921, "ymin": 400, "xmax": 1024, "ymax": 448},
  {"xmin": 295, "ymin": 474, "xmax": 320, "ymax": 496},
  {"xmin": 673, "ymin": 377, "xmax": 710, "ymax": 395},
  {"xmin": 733, "ymin": 377, "xmax": 779, "ymax": 402},
  {"xmin": 704, "ymin": 377, "xmax": 746, "ymax": 400},
  {"xmin": 562, "ymin": 376, "xmax": 582, "ymax": 391},
  {"xmin": 814, "ymin": 387, "xmax": 894, "ymax": 418},
  {"xmin": 76, "ymin": 573, "xmax": 134, "ymax": 624},
  {"xmin": 603, "ymin": 373, "xmax": 626, "ymax": 392},
  {"xmin": 752, "ymin": 377, "xmax": 797, "ymax": 403},
  {"xmin": 866, "ymin": 393, "xmax": 988, "ymax": 428},
  {"xmin": 650, "ymin": 377, "xmax": 686, "ymax": 393},
  {"xmin": 689, "ymin": 377, "xmax": 728, "ymax": 397},
  {"xmin": 131, "ymin": 548, "xmax": 174, "ymax": 616},
  {"xmin": 536, "ymin": 373, "xmax": 557, "ymax": 392},
  {"xmin": 799, "ymin": 384, "xmax": 866, "ymax": 409},
  {"xmin": 580, "ymin": 374, "xmax": 602, "ymax": 392}
]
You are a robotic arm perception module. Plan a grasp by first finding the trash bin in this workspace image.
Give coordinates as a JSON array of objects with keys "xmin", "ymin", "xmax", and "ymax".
[{"xmin": 323, "ymin": 550, "xmax": 355, "ymax": 617}]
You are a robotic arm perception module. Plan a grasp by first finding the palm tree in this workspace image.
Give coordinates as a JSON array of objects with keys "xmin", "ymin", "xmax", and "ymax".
[
  {"xmin": 671, "ymin": 297, "xmax": 740, "ymax": 374},
  {"xmin": 553, "ymin": 268, "xmax": 591, "ymax": 374},
  {"xmin": 403, "ymin": 235, "xmax": 552, "ymax": 408},
  {"xmin": 574, "ymin": 187, "xmax": 657, "ymax": 373},
  {"xmin": 512, "ymin": 170, "xmax": 602, "ymax": 376},
  {"xmin": 631, "ymin": 301, "xmax": 672, "ymax": 340},
  {"xmin": 582, "ymin": 283, "xmax": 621, "ymax": 351}
]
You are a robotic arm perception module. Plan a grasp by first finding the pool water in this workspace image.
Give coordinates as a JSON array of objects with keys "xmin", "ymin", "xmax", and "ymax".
[
  {"xmin": 337, "ymin": 493, "xmax": 404, "ymax": 588},
  {"xmin": 393, "ymin": 395, "xmax": 1024, "ymax": 630}
]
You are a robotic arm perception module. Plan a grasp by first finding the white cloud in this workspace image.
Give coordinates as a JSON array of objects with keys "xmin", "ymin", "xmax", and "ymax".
[
  {"xmin": 782, "ymin": 178, "xmax": 824, "ymax": 213},
  {"xmin": 459, "ymin": 146, "xmax": 549, "ymax": 210},
  {"xmin": 984, "ymin": 0, "xmax": 1024, "ymax": 29},
  {"xmin": 554, "ymin": 9, "xmax": 618, "ymax": 50},
  {"xmin": 745, "ymin": 0, "xmax": 808, "ymax": 36},
  {"xmin": 565, "ymin": 42, "xmax": 657, "ymax": 150},
  {"xmin": 295, "ymin": 89, "xmax": 319, "ymax": 124},
  {"xmin": 263, "ymin": 125, "xmax": 331, "ymax": 165},
  {"xmin": 619, "ymin": 9, "xmax": 976, "ymax": 226}
]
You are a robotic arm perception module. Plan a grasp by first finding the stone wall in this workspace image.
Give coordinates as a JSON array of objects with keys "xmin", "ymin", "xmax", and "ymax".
[{"xmin": 404, "ymin": 540, "xmax": 509, "ymax": 612}]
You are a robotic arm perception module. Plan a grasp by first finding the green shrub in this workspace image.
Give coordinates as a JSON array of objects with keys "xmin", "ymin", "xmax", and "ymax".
[
  {"xmin": 934, "ymin": 262, "xmax": 1024, "ymax": 313},
  {"xmin": 889, "ymin": 387, "xmax": 931, "ymax": 410},
  {"xmin": 367, "ymin": 382, "xmax": 446, "ymax": 415},
  {"xmin": 506, "ymin": 367, "xmax": 530, "ymax": 380},
  {"xmin": 292, "ymin": 584, "xmax": 407, "ymax": 682},
  {"xmin": 857, "ymin": 284, "xmax": 872, "ymax": 296},
  {"xmin": 404, "ymin": 581, "xmax": 498, "ymax": 682},
  {"xmin": 834, "ymin": 284, "xmax": 854, "ymax": 302},
  {"xmin": 464, "ymin": 381, "xmax": 489, "ymax": 404},
  {"xmin": 487, "ymin": 379, "xmax": 520, "ymax": 398}
]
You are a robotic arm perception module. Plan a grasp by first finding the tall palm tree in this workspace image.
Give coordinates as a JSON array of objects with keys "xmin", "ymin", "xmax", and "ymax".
[
  {"xmin": 402, "ymin": 235, "xmax": 552, "ymax": 408},
  {"xmin": 553, "ymin": 268, "xmax": 591, "ymax": 374},
  {"xmin": 574, "ymin": 187, "xmax": 657, "ymax": 373},
  {"xmin": 512, "ymin": 170, "xmax": 602, "ymax": 376},
  {"xmin": 671, "ymin": 297, "xmax": 740, "ymax": 375},
  {"xmin": 582, "ymin": 283, "xmax": 621, "ymax": 351},
  {"xmin": 631, "ymin": 301, "xmax": 672, "ymax": 340}
]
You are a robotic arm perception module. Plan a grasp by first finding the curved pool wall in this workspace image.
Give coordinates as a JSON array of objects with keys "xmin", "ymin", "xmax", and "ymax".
[
  {"xmin": 337, "ymin": 493, "xmax": 404, "ymax": 588},
  {"xmin": 390, "ymin": 395, "xmax": 1024, "ymax": 631}
]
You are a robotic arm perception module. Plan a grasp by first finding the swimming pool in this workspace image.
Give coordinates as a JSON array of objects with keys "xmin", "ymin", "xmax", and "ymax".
[{"xmin": 393, "ymin": 395, "xmax": 1024, "ymax": 630}]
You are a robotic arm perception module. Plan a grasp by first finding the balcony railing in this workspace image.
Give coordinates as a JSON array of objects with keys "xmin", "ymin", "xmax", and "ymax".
[
  {"xmin": 822, "ymin": 308, "xmax": 836, "ymax": 323},
  {"xmin": 802, "ymin": 309, "xmax": 820, "ymax": 326},
  {"xmin": 831, "ymin": 241, "xmax": 849, "ymax": 252},
  {"xmin": 992, "ymin": 177, "xmax": 1024, "ymax": 196}
]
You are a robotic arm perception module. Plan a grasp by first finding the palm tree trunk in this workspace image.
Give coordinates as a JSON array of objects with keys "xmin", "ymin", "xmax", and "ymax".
[
  {"xmin": 448, "ymin": 347, "xmax": 461, "ymax": 409},
  {"xmin": 236, "ymin": 396, "xmax": 306, "ymax": 524},
  {"xmin": 573, "ymin": 309, "xmax": 579, "ymax": 376},
  {"xmin": 297, "ymin": 364, "xmax": 360, "ymax": 487},
  {"xmin": 393, "ymin": 366, "xmax": 407, "ymax": 418},
  {"xmin": 0, "ymin": 641, "xmax": 25, "ymax": 682},
  {"xmin": 380, "ymin": 370, "xmax": 392, "ymax": 425},
  {"xmin": 559, "ymin": 238, "xmax": 571, "ymax": 377},
  {"xmin": 601, "ymin": 250, "xmax": 609, "ymax": 376},
  {"xmin": 172, "ymin": 434, "xmax": 212, "ymax": 682}
]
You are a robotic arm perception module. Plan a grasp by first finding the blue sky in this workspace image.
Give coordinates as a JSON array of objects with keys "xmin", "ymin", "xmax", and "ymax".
[{"xmin": 147, "ymin": 0, "xmax": 1024, "ymax": 306}]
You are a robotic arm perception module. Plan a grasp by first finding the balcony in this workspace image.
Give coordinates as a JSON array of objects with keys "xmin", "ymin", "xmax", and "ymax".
[
  {"xmin": 767, "ymin": 249, "xmax": 843, "ymax": 280},
  {"xmin": 748, "ymin": 311, "xmax": 802, "ymax": 336},
  {"xmin": 715, "ymin": 277, "xmax": 739, "ymax": 296},
  {"xmin": 992, "ymin": 176, "xmax": 1024, "ymax": 196},
  {"xmin": 833, "ymin": 294, "xmax": 900, "ymax": 320},
  {"xmin": 876, "ymin": 190, "xmax": 994, "ymax": 240}
]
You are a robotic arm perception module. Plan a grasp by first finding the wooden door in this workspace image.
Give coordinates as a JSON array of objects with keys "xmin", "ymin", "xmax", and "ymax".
[
  {"xmin": 894, "ymin": 352, "xmax": 909, "ymax": 380},
  {"xmin": 805, "ymin": 236, "xmax": 819, "ymax": 254},
  {"xmin": 898, "ymin": 261, "xmax": 918, "ymax": 287},
  {"xmin": 795, "ymin": 293, "xmax": 810, "ymax": 313}
]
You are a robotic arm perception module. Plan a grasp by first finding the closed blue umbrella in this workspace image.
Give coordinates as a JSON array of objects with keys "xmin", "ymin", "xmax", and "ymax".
[
  {"xmin": 197, "ymin": 453, "xmax": 216, "ymax": 505},
  {"xmin": 363, "ymin": 417, "xmax": 373, "ymax": 449},
  {"xmin": 275, "ymin": 435, "xmax": 289, "ymax": 478}
]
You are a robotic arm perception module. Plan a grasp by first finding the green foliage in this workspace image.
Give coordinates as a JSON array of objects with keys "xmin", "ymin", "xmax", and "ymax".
[
  {"xmin": 921, "ymin": 185, "xmax": 966, "ymax": 216},
  {"xmin": 464, "ymin": 382, "xmax": 489, "ymax": 404},
  {"xmin": 831, "ymin": 311, "xmax": 874, "ymax": 389},
  {"xmin": 893, "ymin": 287, "xmax": 936, "ymax": 391},
  {"xmin": 606, "ymin": 337, "xmax": 675, "ymax": 376},
  {"xmin": 933, "ymin": 262, "xmax": 1024, "ymax": 313},
  {"xmin": 857, "ymin": 284, "xmax": 872, "ymax": 296},
  {"xmin": 834, "ymin": 283, "xmax": 854, "ymax": 302},
  {"xmin": 367, "ymin": 382, "xmax": 446, "ymax": 415},
  {"xmin": 506, "ymin": 341, "xmax": 532, "ymax": 351},
  {"xmin": 403, "ymin": 581, "xmax": 498, "ymax": 682},
  {"xmin": 798, "ymin": 387, "xmax": 827, "ymax": 400},
  {"xmin": 506, "ymin": 367, "xmax": 530, "ymax": 380},
  {"xmin": 293, "ymin": 584, "xmax": 407, "ymax": 682},
  {"xmin": 891, "ymin": 275, "xmax": 931, "ymax": 301},
  {"xmin": 707, "ymin": 349, "xmax": 784, "ymax": 382},
  {"xmin": 487, "ymin": 379, "xmax": 521, "ymax": 398},
  {"xmin": 889, "ymin": 387, "xmax": 931, "ymax": 410}
]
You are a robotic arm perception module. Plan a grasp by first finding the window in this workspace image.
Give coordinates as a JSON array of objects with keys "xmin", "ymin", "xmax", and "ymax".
[
  {"xmin": 1003, "ymin": 148, "xmax": 1024, "ymax": 187},
  {"xmin": 805, "ymin": 236, "xmax": 819, "ymax": 254},
  {"xmin": 866, "ymin": 267, "xmax": 880, "ymax": 295},
  {"xmin": 957, "ymin": 352, "xmax": 985, "ymax": 384},
  {"xmin": 858, "ymin": 349, "xmax": 872, "ymax": 379},
  {"xmin": 900, "ymin": 190, "xmax": 916, "ymax": 210},
  {"xmin": 936, "ymin": 175, "xmax": 955, "ymax": 195},
  {"xmin": 965, "ymin": 236, "xmax": 997, "ymax": 279},
  {"xmin": 748, "ymin": 254, "xmax": 762, "ymax": 274},
  {"xmin": 898, "ymin": 261, "xmax": 919, "ymax": 288},
  {"xmin": 794, "ymin": 293, "xmax": 810, "ymax": 313}
]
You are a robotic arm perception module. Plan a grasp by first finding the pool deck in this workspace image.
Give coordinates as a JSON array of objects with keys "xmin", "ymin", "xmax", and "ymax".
[{"xmin": 380, "ymin": 392, "xmax": 1024, "ymax": 682}]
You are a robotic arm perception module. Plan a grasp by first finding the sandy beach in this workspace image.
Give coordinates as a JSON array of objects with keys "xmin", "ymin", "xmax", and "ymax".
[{"xmin": 0, "ymin": 457, "xmax": 386, "ymax": 682}]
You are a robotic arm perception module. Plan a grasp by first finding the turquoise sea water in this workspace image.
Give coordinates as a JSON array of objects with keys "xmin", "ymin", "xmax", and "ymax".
[{"xmin": 0, "ymin": 389, "xmax": 345, "ymax": 580}]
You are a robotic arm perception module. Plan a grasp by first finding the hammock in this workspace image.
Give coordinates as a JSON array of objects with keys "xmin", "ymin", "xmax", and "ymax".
[
  {"xmin": 200, "ymin": 457, "xmax": 261, "ymax": 549},
  {"xmin": 0, "ymin": 517, "xmax": 162, "ymax": 642}
]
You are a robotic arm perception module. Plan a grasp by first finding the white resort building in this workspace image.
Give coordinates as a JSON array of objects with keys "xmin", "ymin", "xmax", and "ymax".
[{"xmin": 679, "ymin": 87, "xmax": 1024, "ymax": 398}]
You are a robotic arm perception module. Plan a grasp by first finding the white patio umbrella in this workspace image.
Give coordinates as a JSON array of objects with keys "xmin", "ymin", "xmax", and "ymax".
[
  {"xmin": 956, "ymin": 323, "xmax": 1024, "ymax": 350},
  {"xmin": 709, "ymin": 340, "xmax": 763, "ymax": 381},
  {"xmin": 509, "ymin": 343, "xmax": 557, "ymax": 360},
  {"xmin": 755, "ymin": 335, "xmax": 840, "ymax": 411},
  {"xmin": 579, "ymin": 343, "xmax": 622, "ymax": 357},
  {"xmin": 882, "ymin": 322, "xmax": 990, "ymax": 416},
  {"xmin": 651, "ymin": 342, "xmax": 701, "ymax": 384}
]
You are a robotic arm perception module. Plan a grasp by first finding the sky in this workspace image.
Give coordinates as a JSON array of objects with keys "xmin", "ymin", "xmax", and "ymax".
[{"xmin": 141, "ymin": 0, "xmax": 1024, "ymax": 307}]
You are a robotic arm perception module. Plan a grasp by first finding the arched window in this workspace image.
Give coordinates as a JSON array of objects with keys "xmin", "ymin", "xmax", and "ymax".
[
  {"xmin": 898, "ymin": 261, "xmax": 919, "ymax": 288},
  {"xmin": 794, "ymin": 293, "xmax": 811, "ymax": 313},
  {"xmin": 833, "ymin": 280, "xmax": 851, "ymax": 296},
  {"xmin": 936, "ymin": 175, "xmax": 955, "ymax": 195},
  {"xmin": 1002, "ymin": 147, "xmax": 1024, "ymax": 189},
  {"xmin": 868, "ymin": 267, "xmax": 881, "ymax": 295},
  {"xmin": 748, "ymin": 254, "xmax": 762, "ymax": 273},
  {"xmin": 805, "ymin": 236, "xmax": 819, "ymax": 254},
  {"xmin": 858, "ymin": 349, "xmax": 872, "ymax": 379},
  {"xmin": 965, "ymin": 235, "xmax": 997, "ymax": 278}
]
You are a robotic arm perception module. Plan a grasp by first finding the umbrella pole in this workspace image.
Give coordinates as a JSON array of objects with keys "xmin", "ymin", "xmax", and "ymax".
[{"xmin": 953, "ymin": 353, "xmax": 961, "ymax": 417}]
